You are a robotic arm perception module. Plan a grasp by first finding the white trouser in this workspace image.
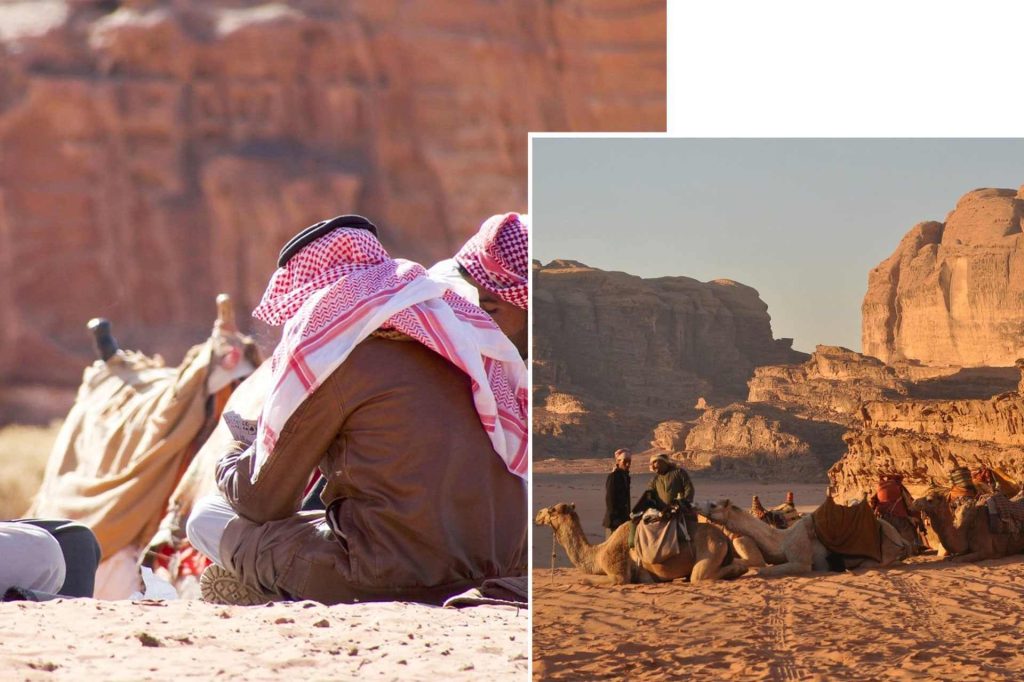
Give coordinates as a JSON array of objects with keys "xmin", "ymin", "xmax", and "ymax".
[
  {"xmin": 186, "ymin": 495, "xmax": 238, "ymax": 568},
  {"xmin": 0, "ymin": 522, "xmax": 66, "ymax": 593}
]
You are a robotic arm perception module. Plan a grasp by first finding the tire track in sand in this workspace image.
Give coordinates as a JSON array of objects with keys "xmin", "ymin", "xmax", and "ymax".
[{"xmin": 761, "ymin": 581, "xmax": 807, "ymax": 681}]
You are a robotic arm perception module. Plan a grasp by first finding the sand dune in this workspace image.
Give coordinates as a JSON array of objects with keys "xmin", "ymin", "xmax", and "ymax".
[{"xmin": 1, "ymin": 598, "xmax": 528, "ymax": 681}]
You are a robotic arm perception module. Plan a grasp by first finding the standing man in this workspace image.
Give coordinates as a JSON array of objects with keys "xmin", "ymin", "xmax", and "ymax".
[
  {"xmin": 647, "ymin": 453, "xmax": 694, "ymax": 509},
  {"xmin": 602, "ymin": 449, "xmax": 632, "ymax": 537}
]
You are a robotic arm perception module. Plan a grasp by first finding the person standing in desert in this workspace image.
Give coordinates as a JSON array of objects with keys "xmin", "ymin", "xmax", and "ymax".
[
  {"xmin": 187, "ymin": 213, "xmax": 529, "ymax": 605},
  {"xmin": 603, "ymin": 449, "xmax": 632, "ymax": 537}
]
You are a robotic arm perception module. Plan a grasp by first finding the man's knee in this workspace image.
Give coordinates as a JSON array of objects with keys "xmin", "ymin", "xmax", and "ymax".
[
  {"xmin": 0, "ymin": 523, "xmax": 66, "ymax": 593},
  {"xmin": 186, "ymin": 495, "xmax": 237, "ymax": 567}
]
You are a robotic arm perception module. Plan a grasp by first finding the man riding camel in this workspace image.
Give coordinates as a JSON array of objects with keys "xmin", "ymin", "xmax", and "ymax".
[
  {"xmin": 645, "ymin": 453, "xmax": 694, "ymax": 510},
  {"xmin": 187, "ymin": 212, "xmax": 528, "ymax": 605}
]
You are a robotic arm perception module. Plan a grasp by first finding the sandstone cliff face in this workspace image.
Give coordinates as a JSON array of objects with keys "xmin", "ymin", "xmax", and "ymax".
[
  {"xmin": 0, "ymin": 0, "xmax": 665, "ymax": 385},
  {"xmin": 748, "ymin": 345, "xmax": 908, "ymax": 426},
  {"xmin": 829, "ymin": 364, "xmax": 1024, "ymax": 501},
  {"xmin": 671, "ymin": 402, "xmax": 845, "ymax": 481},
  {"xmin": 532, "ymin": 260, "xmax": 807, "ymax": 458},
  {"xmin": 862, "ymin": 187, "xmax": 1024, "ymax": 367}
]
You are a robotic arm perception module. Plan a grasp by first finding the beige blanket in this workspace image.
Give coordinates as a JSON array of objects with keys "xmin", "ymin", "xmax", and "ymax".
[
  {"xmin": 31, "ymin": 344, "xmax": 217, "ymax": 560},
  {"xmin": 148, "ymin": 362, "xmax": 272, "ymax": 551}
]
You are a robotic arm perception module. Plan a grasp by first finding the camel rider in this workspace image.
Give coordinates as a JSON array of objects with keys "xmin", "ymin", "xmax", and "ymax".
[{"xmin": 647, "ymin": 453, "xmax": 695, "ymax": 511}]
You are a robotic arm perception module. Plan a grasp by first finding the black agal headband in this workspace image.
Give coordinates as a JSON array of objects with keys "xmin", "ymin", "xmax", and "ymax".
[{"xmin": 277, "ymin": 215, "xmax": 379, "ymax": 267}]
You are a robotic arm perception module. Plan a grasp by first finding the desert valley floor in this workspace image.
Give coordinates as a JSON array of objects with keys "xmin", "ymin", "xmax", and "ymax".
[{"xmin": 533, "ymin": 472, "xmax": 1024, "ymax": 681}]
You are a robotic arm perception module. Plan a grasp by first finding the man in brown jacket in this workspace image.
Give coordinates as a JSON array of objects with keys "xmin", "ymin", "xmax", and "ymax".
[{"xmin": 188, "ymin": 214, "xmax": 528, "ymax": 605}]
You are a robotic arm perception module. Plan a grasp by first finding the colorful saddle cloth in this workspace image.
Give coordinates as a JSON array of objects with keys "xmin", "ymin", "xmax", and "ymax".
[{"xmin": 811, "ymin": 496, "xmax": 883, "ymax": 563}]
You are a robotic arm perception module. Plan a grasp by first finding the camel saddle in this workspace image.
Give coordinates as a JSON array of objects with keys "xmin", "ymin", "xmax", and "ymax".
[
  {"xmin": 631, "ymin": 507, "xmax": 696, "ymax": 565},
  {"xmin": 980, "ymin": 493, "xmax": 1024, "ymax": 535},
  {"xmin": 811, "ymin": 496, "xmax": 883, "ymax": 563}
]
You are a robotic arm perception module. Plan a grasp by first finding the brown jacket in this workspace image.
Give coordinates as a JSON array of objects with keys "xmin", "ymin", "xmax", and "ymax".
[{"xmin": 216, "ymin": 335, "xmax": 526, "ymax": 591}]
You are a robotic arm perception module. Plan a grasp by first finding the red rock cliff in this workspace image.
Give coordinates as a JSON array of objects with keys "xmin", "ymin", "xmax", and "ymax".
[
  {"xmin": 533, "ymin": 260, "xmax": 806, "ymax": 458},
  {"xmin": 862, "ymin": 186, "xmax": 1024, "ymax": 367},
  {"xmin": 0, "ymin": 0, "xmax": 665, "ymax": 384}
]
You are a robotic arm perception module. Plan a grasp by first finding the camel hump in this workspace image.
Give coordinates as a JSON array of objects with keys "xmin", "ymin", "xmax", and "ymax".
[{"xmin": 86, "ymin": 318, "xmax": 119, "ymax": 361}]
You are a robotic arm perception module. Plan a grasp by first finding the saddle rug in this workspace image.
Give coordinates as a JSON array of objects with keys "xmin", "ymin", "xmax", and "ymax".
[
  {"xmin": 982, "ymin": 493, "xmax": 1024, "ymax": 535},
  {"xmin": 635, "ymin": 511, "xmax": 687, "ymax": 565},
  {"xmin": 811, "ymin": 495, "xmax": 883, "ymax": 563}
]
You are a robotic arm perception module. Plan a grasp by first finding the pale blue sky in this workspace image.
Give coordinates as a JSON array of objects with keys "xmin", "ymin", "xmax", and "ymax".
[{"xmin": 532, "ymin": 138, "xmax": 1024, "ymax": 353}]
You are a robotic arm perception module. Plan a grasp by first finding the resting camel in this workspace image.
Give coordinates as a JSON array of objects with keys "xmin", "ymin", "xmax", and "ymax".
[
  {"xmin": 31, "ymin": 295, "xmax": 260, "ymax": 598},
  {"xmin": 535, "ymin": 503, "xmax": 748, "ymax": 585},
  {"xmin": 912, "ymin": 488, "xmax": 1024, "ymax": 562},
  {"xmin": 699, "ymin": 498, "xmax": 911, "ymax": 576}
]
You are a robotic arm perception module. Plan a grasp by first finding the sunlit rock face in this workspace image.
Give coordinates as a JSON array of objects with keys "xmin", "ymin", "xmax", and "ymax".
[
  {"xmin": 862, "ymin": 186, "xmax": 1024, "ymax": 368},
  {"xmin": 0, "ymin": 0, "xmax": 665, "ymax": 384},
  {"xmin": 532, "ymin": 260, "xmax": 806, "ymax": 459},
  {"xmin": 830, "ymin": 374, "xmax": 1024, "ymax": 502}
]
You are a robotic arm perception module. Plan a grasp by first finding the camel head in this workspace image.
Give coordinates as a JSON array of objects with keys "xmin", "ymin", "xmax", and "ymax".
[
  {"xmin": 535, "ymin": 502, "xmax": 577, "ymax": 528},
  {"xmin": 699, "ymin": 498, "xmax": 735, "ymax": 523},
  {"xmin": 951, "ymin": 498, "xmax": 981, "ymax": 529},
  {"xmin": 911, "ymin": 486, "xmax": 950, "ymax": 515},
  {"xmin": 206, "ymin": 294, "xmax": 262, "ymax": 394}
]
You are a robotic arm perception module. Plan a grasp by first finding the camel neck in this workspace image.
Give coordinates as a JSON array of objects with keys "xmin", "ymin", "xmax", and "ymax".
[
  {"xmin": 723, "ymin": 506, "xmax": 787, "ymax": 558},
  {"xmin": 553, "ymin": 515, "xmax": 602, "ymax": 574},
  {"xmin": 923, "ymin": 502, "xmax": 968, "ymax": 555}
]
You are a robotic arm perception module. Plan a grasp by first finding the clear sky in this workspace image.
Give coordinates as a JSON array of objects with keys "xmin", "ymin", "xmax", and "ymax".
[{"xmin": 532, "ymin": 138, "xmax": 1024, "ymax": 353}]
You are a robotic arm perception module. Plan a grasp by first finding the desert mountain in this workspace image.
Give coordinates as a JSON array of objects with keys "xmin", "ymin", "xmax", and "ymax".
[
  {"xmin": 862, "ymin": 186, "xmax": 1024, "ymax": 367},
  {"xmin": 532, "ymin": 259, "xmax": 806, "ymax": 460}
]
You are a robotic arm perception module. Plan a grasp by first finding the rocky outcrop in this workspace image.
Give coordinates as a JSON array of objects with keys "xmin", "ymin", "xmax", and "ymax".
[
  {"xmin": 829, "ymin": 363, "xmax": 1024, "ymax": 500},
  {"xmin": 748, "ymin": 345, "xmax": 908, "ymax": 426},
  {"xmin": 862, "ymin": 186, "xmax": 1024, "ymax": 367},
  {"xmin": 666, "ymin": 402, "xmax": 846, "ymax": 481},
  {"xmin": 0, "ymin": 0, "xmax": 666, "ymax": 385},
  {"xmin": 532, "ymin": 260, "xmax": 807, "ymax": 458}
]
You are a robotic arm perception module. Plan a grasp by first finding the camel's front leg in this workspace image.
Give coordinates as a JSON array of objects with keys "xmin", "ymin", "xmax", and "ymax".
[
  {"xmin": 948, "ymin": 551, "xmax": 989, "ymax": 563},
  {"xmin": 751, "ymin": 561, "xmax": 813, "ymax": 577},
  {"xmin": 577, "ymin": 575, "xmax": 624, "ymax": 587},
  {"xmin": 732, "ymin": 536, "xmax": 766, "ymax": 568}
]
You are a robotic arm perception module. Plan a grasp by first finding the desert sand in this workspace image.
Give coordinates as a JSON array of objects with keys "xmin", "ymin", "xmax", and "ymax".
[
  {"xmin": 533, "ymin": 472, "xmax": 1024, "ymax": 680},
  {"xmin": 1, "ymin": 598, "xmax": 528, "ymax": 681}
]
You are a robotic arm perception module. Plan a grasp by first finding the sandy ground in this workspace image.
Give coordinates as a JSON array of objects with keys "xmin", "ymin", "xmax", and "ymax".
[
  {"xmin": 533, "ymin": 473, "xmax": 1024, "ymax": 680},
  {"xmin": 1, "ymin": 598, "xmax": 528, "ymax": 681}
]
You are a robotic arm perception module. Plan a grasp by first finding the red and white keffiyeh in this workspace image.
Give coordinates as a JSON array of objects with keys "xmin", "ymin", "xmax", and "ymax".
[
  {"xmin": 455, "ymin": 213, "xmax": 529, "ymax": 310},
  {"xmin": 251, "ymin": 228, "xmax": 528, "ymax": 481}
]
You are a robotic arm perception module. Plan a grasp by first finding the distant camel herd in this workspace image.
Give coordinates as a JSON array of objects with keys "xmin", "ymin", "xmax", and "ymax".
[{"xmin": 536, "ymin": 476, "xmax": 1024, "ymax": 585}]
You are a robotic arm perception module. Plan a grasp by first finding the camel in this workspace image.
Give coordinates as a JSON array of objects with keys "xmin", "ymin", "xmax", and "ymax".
[
  {"xmin": 912, "ymin": 488, "xmax": 1024, "ymax": 562},
  {"xmin": 535, "ymin": 502, "xmax": 748, "ymax": 585},
  {"xmin": 698, "ymin": 498, "xmax": 911, "ymax": 576},
  {"xmin": 30, "ymin": 294, "xmax": 260, "ymax": 598}
]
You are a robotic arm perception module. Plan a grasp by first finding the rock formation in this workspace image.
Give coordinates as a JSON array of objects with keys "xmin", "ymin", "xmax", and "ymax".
[
  {"xmin": 650, "ymin": 345, "xmax": 1019, "ymax": 482},
  {"xmin": 0, "ymin": 0, "xmax": 665, "ymax": 385},
  {"xmin": 830, "ymin": 372, "xmax": 1024, "ymax": 501},
  {"xmin": 748, "ymin": 345, "xmax": 908, "ymax": 426},
  {"xmin": 532, "ymin": 260, "xmax": 807, "ymax": 459},
  {"xmin": 862, "ymin": 186, "xmax": 1024, "ymax": 367}
]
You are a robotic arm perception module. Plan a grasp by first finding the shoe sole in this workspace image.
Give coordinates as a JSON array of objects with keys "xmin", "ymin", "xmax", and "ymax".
[{"xmin": 200, "ymin": 565, "xmax": 273, "ymax": 606}]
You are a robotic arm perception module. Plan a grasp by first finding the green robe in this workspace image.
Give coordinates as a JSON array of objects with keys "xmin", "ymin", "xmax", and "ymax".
[{"xmin": 648, "ymin": 466, "xmax": 694, "ymax": 506}]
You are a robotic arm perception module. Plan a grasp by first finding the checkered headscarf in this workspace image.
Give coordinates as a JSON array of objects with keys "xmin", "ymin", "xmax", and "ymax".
[
  {"xmin": 249, "ymin": 227, "xmax": 528, "ymax": 480},
  {"xmin": 455, "ymin": 213, "xmax": 529, "ymax": 309}
]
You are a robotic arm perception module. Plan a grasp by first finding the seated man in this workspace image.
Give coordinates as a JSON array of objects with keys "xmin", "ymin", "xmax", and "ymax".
[
  {"xmin": 188, "ymin": 213, "xmax": 528, "ymax": 605},
  {"xmin": 1, "ymin": 519, "xmax": 101, "ymax": 600},
  {"xmin": 644, "ymin": 453, "xmax": 695, "ymax": 511}
]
